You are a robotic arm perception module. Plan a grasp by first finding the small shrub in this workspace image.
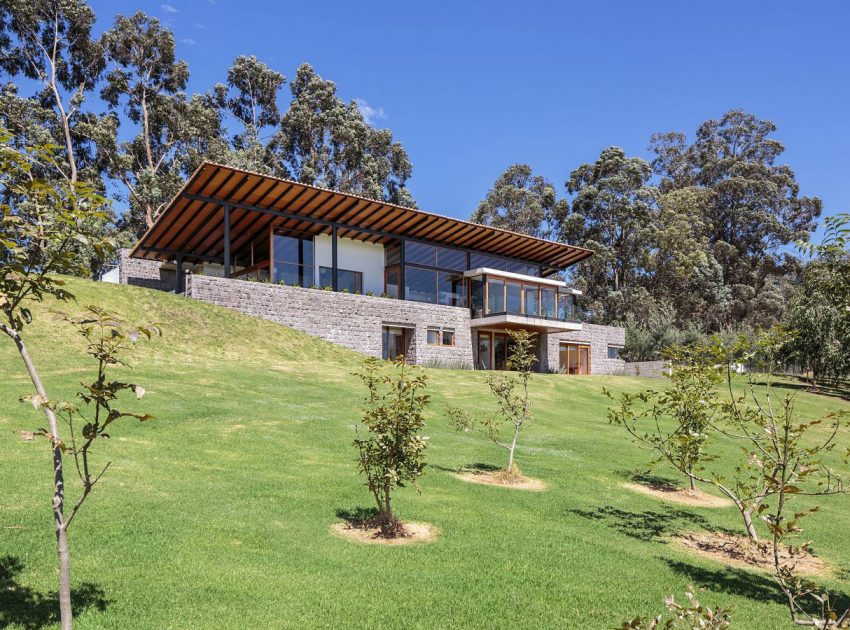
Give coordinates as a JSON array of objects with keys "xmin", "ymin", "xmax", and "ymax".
[
  {"xmin": 619, "ymin": 586, "xmax": 732, "ymax": 629},
  {"xmin": 353, "ymin": 357, "xmax": 429, "ymax": 537},
  {"xmin": 322, "ymin": 285, "xmax": 333, "ymax": 291},
  {"xmin": 341, "ymin": 287, "xmax": 350, "ymax": 294},
  {"xmin": 276, "ymin": 279, "xmax": 286, "ymax": 286},
  {"xmin": 366, "ymin": 290, "xmax": 375, "ymax": 297},
  {"xmin": 310, "ymin": 284, "xmax": 319, "ymax": 289}
]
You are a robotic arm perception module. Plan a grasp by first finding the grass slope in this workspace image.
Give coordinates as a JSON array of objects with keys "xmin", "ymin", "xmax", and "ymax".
[{"xmin": 1, "ymin": 278, "xmax": 848, "ymax": 629}]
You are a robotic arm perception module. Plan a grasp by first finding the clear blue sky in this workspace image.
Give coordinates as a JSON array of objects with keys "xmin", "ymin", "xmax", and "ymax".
[{"xmin": 91, "ymin": 0, "xmax": 849, "ymax": 238}]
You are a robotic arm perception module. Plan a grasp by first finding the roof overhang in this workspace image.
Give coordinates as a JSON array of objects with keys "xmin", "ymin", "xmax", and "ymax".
[{"xmin": 130, "ymin": 162, "xmax": 593, "ymax": 273}]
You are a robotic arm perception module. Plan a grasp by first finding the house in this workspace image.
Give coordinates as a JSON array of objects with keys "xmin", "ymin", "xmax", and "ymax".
[{"xmin": 113, "ymin": 162, "xmax": 625, "ymax": 374}]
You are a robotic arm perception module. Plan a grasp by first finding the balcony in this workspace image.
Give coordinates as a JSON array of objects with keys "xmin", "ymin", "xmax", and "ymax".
[{"xmin": 464, "ymin": 268, "xmax": 583, "ymax": 333}]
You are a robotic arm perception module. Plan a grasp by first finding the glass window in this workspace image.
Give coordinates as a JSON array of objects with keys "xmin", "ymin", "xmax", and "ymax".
[
  {"xmin": 319, "ymin": 267, "xmax": 362, "ymax": 293},
  {"xmin": 487, "ymin": 278, "xmax": 505, "ymax": 314},
  {"xmin": 427, "ymin": 328, "xmax": 441, "ymax": 345},
  {"xmin": 470, "ymin": 277, "xmax": 485, "ymax": 318},
  {"xmin": 558, "ymin": 293, "xmax": 575, "ymax": 321},
  {"xmin": 436, "ymin": 246, "xmax": 467, "ymax": 271},
  {"xmin": 385, "ymin": 267, "xmax": 399, "ymax": 298},
  {"xmin": 477, "ymin": 333, "xmax": 491, "ymax": 370},
  {"xmin": 506, "ymin": 282, "xmax": 522, "ymax": 314},
  {"xmin": 525, "ymin": 286, "xmax": 539, "ymax": 316},
  {"xmin": 442, "ymin": 329, "xmax": 455, "ymax": 346},
  {"xmin": 406, "ymin": 242, "xmax": 437, "ymax": 266},
  {"xmin": 470, "ymin": 252, "xmax": 506, "ymax": 271},
  {"xmin": 405, "ymin": 267, "xmax": 437, "ymax": 303},
  {"xmin": 438, "ymin": 272, "xmax": 466, "ymax": 307},
  {"xmin": 494, "ymin": 334, "xmax": 508, "ymax": 370},
  {"xmin": 541, "ymin": 287, "xmax": 556, "ymax": 318},
  {"xmin": 382, "ymin": 326, "xmax": 407, "ymax": 360},
  {"xmin": 385, "ymin": 243, "xmax": 401, "ymax": 266},
  {"xmin": 273, "ymin": 233, "xmax": 314, "ymax": 287},
  {"xmin": 608, "ymin": 346, "xmax": 622, "ymax": 360},
  {"xmin": 506, "ymin": 260, "xmax": 539, "ymax": 277}
]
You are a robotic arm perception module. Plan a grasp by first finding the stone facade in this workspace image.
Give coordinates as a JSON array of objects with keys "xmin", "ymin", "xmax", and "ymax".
[
  {"xmin": 542, "ymin": 323, "xmax": 626, "ymax": 375},
  {"xmin": 117, "ymin": 248, "xmax": 175, "ymax": 291},
  {"xmin": 622, "ymin": 360, "xmax": 670, "ymax": 378},
  {"xmin": 185, "ymin": 274, "xmax": 474, "ymax": 367}
]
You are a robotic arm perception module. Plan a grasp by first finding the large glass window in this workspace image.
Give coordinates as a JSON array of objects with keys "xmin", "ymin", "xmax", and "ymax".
[
  {"xmin": 477, "ymin": 333, "xmax": 491, "ymax": 370},
  {"xmin": 487, "ymin": 278, "xmax": 505, "ymax": 314},
  {"xmin": 436, "ymin": 246, "xmax": 466, "ymax": 271},
  {"xmin": 506, "ymin": 260, "xmax": 539, "ymax": 277},
  {"xmin": 506, "ymin": 282, "xmax": 522, "ymax": 314},
  {"xmin": 405, "ymin": 267, "xmax": 437, "ymax": 304},
  {"xmin": 385, "ymin": 267, "xmax": 399, "ymax": 298},
  {"xmin": 406, "ymin": 242, "xmax": 436, "ymax": 266},
  {"xmin": 525, "ymin": 286, "xmax": 539, "ymax": 316},
  {"xmin": 385, "ymin": 243, "xmax": 401, "ymax": 266},
  {"xmin": 558, "ymin": 292, "xmax": 576, "ymax": 321},
  {"xmin": 471, "ymin": 252, "xmax": 506, "ymax": 271},
  {"xmin": 541, "ymin": 287, "xmax": 556, "ymax": 318},
  {"xmin": 273, "ymin": 233, "xmax": 314, "ymax": 286},
  {"xmin": 438, "ymin": 272, "xmax": 466, "ymax": 307},
  {"xmin": 470, "ymin": 277, "xmax": 485, "ymax": 317},
  {"xmin": 319, "ymin": 267, "xmax": 362, "ymax": 293}
]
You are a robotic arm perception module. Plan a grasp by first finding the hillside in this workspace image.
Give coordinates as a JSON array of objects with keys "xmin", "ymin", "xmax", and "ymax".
[{"xmin": 1, "ymin": 278, "xmax": 848, "ymax": 629}]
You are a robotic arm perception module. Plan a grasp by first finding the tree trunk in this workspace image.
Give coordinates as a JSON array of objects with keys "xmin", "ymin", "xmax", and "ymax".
[
  {"xmin": 2, "ymin": 325, "xmax": 73, "ymax": 628},
  {"xmin": 688, "ymin": 473, "xmax": 697, "ymax": 492},
  {"xmin": 741, "ymin": 507, "xmax": 759, "ymax": 542},
  {"xmin": 507, "ymin": 425, "xmax": 520, "ymax": 472}
]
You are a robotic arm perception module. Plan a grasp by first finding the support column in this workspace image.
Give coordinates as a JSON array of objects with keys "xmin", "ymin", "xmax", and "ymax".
[
  {"xmin": 331, "ymin": 224, "xmax": 338, "ymax": 291},
  {"xmin": 175, "ymin": 256, "xmax": 184, "ymax": 294},
  {"xmin": 399, "ymin": 239, "xmax": 406, "ymax": 301},
  {"xmin": 223, "ymin": 206, "xmax": 231, "ymax": 278}
]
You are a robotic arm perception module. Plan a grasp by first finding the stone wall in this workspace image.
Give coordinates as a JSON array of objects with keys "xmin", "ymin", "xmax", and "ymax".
[
  {"xmin": 185, "ymin": 274, "xmax": 474, "ymax": 367},
  {"xmin": 117, "ymin": 248, "xmax": 174, "ymax": 291},
  {"xmin": 544, "ymin": 323, "xmax": 626, "ymax": 375},
  {"xmin": 622, "ymin": 360, "xmax": 670, "ymax": 378}
]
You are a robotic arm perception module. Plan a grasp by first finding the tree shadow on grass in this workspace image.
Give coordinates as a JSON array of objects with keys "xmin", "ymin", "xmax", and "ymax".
[
  {"xmin": 748, "ymin": 377, "xmax": 850, "ymax": 402},
  {"xmin": 568, "ymin": 505, "xmax": 736, "ymax": 543},
  {"xmin": 0, "ymin": 555, "xmax": 109, "ymax": 629},
  {"xmin": 620, "ymin": 469, "xmax": 682, "ymax": 491},
  {"xmin": 431, "ymin": 462, "xmax": 501, "ymax": 474},
  {"xmin": 335, "ymin": 506, "xmax": 378, "ymax": 527}
]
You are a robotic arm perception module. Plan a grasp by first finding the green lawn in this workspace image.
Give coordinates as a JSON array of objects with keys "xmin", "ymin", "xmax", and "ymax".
[{"xmin": 1, "ymin": 278, "xmax": 848, "ymax": 629}]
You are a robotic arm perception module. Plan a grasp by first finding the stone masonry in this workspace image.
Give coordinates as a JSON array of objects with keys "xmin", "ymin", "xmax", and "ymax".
[
  {"xmin": 118, "ymin": 248, "xmax": 175, "ymax": 291},
  {"xmin": 185, "ymin": 274, "xmax": 474, "ymax": 367}
]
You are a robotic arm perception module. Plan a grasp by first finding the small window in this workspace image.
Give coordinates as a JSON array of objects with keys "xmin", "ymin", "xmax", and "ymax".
[
  {"xmin": 608, "ymin": 346, "xmax": 622, "ymax": 360},
  {"xmin": 427, "ymin": 327, "xmax": 455, "ymax": 346}
]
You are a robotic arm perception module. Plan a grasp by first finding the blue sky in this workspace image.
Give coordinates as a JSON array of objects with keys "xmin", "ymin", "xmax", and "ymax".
[{"xmin": 90, "ymin": 0, "xmax": 849, "ymax": 239}]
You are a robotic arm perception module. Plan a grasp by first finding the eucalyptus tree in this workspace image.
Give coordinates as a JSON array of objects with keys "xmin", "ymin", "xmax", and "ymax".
[
  {"xmin": 650, "ymin": 110, "xmax": 821, "ymax": 328},
  {"xmin": 212, "ymin": 55, "xmax": 285, "ymax": 174},
  {"xmin": 98, "ymin": 12, "xmax": 196, "ymax": 234},
  {"xmin": 273, "ymin": 63, "xmax": 415, "ymax": 206},
  {"xmin": 561, "ymin": 146, "xmax": 658, "ymax": 323},
  {"xmin": 471, "ymin": 163, "xmax": 566, "ymax": 239}
]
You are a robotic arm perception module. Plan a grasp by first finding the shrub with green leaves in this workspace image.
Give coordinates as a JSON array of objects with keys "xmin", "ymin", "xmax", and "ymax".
[{"xmin": 353, "ymin": 357, "xmax": 429, "ymax": 537}]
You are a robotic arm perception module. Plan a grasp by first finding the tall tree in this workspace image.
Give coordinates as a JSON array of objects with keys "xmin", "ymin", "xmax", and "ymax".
[
  {"xmin": 470, "ymin": 163, "xmax": 565, "ymax": 239},
  {"xmin": 0, "ymin": 0, "xmax": 106, "ymax": 189},
  {"xmin": 561, "ymin": 146, "xmax": 657, "ymax": 323},
  {"xmin": 99, "ymin": 12, "xmax": 201, "ymax": 234},
  {"xmin": 650, "ymin": 110, "xmax": 821, "ymax": 328},
  {"xmin": 273, "ymin": 63, "xmax": 415, "ymax": 206},
  {"xmin": 212, "ymin": 55, "xmax": 284, "ymax": 174}
]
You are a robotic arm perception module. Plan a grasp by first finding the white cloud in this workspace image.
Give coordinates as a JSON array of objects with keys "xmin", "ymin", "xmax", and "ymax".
[
  {"xmin": 354, "ymin": 98, "xmax": 386, "ymax": 126},
  {"xmin": 180, "ymin": 38, "xmax": 196, "ymax": 45},
  {"xmin": 193, "ymin": 22, "xmax": 205, "ymax": 29},
  {"xmin": 161, "ymin": 4, "xmax": 179, "ymax": 13}
]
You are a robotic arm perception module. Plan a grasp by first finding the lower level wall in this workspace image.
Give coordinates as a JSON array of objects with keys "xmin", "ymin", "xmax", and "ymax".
[
  {"xmin": 185, "ymin": 274, "xmax": 474, "ymax": 368},
  {"xmin": 117, "ymin": 248, "xmax": 174, "ymax": 291},
  {"xmin": 622, "ymin": 360, "xmax": 670, "ymax": 378}
]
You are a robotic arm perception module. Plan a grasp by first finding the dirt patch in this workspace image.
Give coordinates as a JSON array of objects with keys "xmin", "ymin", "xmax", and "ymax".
[
  {"xmin": 330, "ymin": 521, "xmax": 439, "ymax": 545},
  {"xmin": 675, "ymin": 532, "xmax": 830, "ymax": 577},
  {"xmin": 452, "ymin": 470, "xmax": 548, "ymax": 491},
  {"xmin": 623, "ymin": 482, "xmax": 732, "ymax": 508}
]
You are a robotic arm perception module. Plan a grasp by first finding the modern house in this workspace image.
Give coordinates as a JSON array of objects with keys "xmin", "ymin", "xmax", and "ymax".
[{"xmin": 112, "ymin": 162, "xmax": 625, "ymax": 374}]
